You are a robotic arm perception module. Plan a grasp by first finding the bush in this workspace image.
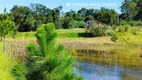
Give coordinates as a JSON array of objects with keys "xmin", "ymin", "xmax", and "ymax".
[
  {"xmin": 129, "ymin": 27, "xmax": 137, "ymax": 34},
  {"xmin": 135, "ymin": 21, "xmax": 142, "ymax": 26},
  {"xmin": 68, "ymin": 20, "xmax": 86, "ymax": 28},
  {"xmin": 129, "ymin": 21, "xmax": 137, "ymax": 26},
  {"xmin": 88, "ymin": 22, "xmax": 107, "ymax": 37},
  {"xmin": 90, "ymin": 26, "xmax": 106, "ymax": 37},
  {"xmin": 120, "ymin": 20, "xmax": 142, "ymax": 26},
  {"xmin": 77, "ymin": 21, "xmax": 86, "ymax": 28},
  {"xmin": 120, "ymin": 20, "xmax": 128, "ymax": 26},
  {"xmin": 107, "ymin": 30, "xmax": 118, "ymax": 42},
  {"xmin": 118, "ymin": 25, "xmax": 130, "ymax": 32}
]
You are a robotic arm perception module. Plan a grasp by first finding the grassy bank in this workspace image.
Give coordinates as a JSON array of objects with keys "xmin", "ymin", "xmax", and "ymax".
[
  {"xmin": 117, "ymin": 32, "xmax": 142, "ymax": 44},
  {"xmin": 6, "ymin": 28, "xmax": 86, "ymax": 38},
  {"xmin": 6, "ymin": 28, "xmax": 142, "ymax": 45},
  {"xmin": 72, "ymin": 44, "xmax": 142, "ymax": 68},
  {"xmin": 0, "ymin": 42, "xmax": 15, "ymax": 80}
]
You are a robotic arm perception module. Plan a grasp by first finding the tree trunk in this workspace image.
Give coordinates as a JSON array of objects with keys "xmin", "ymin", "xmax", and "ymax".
[
  {"xmin": 3, "ymin": 36, "xmax": 6, "ymax": 52},
  {"xmin": 0, "ymin": 37, "xmax": 2, "ymax": 42}
]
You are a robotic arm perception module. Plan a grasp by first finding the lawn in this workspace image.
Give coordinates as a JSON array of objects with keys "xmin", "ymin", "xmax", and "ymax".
[
  {"xmin": 6, "ymin": 28, "xmax": 142, "ymax": 45},
  {"xmin": 6, "ymin": 28, "xmax": 86, "ymax": 38}
]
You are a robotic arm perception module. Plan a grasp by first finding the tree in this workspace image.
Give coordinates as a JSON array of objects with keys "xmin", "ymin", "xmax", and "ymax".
[
  {"xmin": 84, "ymin": 15, "xmax": 94, "ymax": 22},
  {"xmin": 93, "ymin": 8, "xmax": 119, "ymax": 25},
  {"xmin": 11, "ymin": 5, "xmax": 34, "ymax": 32},
  {"xmin": 0, "ymin": 18, "xmax": 16, "ymax": 51},
  {"xmin": 12, "ymin": 23, "xmax": 83, "ymax": 80},
  {"xmin": 135, "ymin": 0, "xmax": 142, "ymax": 20},
  {"xmin": 85, "ymin": 9, "xmax": 94, "ymax": 16},
  {"xmin": 52, "ymin": 6, "xmax": 63, "ymax": 29},
  {"xmin": 121, "ymin": 0, "xmax": 138, "ymax": 20},
  {"xmin": 0, "ymin": 14, "xmax": 6, "ymax": 41},
  {"xmin": 62, "ymin": 13, "xmax": 74, "ymax": 29},
  {"xmin": 0, "ymin": 8, "xmax": 16, "ymax": 51},
  {"xmin": 30, "ymin": 3, "xmax": 48, "ymax": 30},
  {"xmin": 77, "ymin": 8, "xmax": 86, "ymax": 17}
]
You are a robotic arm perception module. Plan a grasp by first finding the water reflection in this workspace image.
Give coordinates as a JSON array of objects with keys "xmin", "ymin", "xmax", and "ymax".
[
  {"xmin": 75, "ymin": 61, "xmax": 142, "ymax": 80},
  {"xmin": 72, "ymin": 44, "xmax": 142, "ymax": 67}
]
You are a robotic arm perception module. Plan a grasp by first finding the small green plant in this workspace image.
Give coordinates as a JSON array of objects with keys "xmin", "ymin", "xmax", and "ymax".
[
  {"xmin": 12, "ymin": 23, "xmax": 83, "ymax": 80},
  {"xmin": 108, "ymin": 30, "xmax": 118, "ymax": 43}
]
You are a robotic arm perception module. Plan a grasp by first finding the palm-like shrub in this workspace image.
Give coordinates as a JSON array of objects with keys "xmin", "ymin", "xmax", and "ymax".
[{"xmin": 12, "ymin": 23, "xmax": 83, "ymax": 80}]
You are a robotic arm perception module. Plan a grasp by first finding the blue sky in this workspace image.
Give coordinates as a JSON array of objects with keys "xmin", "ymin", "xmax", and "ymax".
[{"xmin": 0, "ymin": 0, "xmax": 123, "ymax": 13}]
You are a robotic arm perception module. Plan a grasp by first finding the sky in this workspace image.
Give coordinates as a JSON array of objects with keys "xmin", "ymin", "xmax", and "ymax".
[{"xmin": 0, "ymin": 0, "xmax": 124, "ymax": 13}]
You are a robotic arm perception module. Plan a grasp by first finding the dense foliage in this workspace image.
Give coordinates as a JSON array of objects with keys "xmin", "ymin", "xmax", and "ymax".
[
  {"xmin": 0, "ymin": 1, "xmax": 141, "ymax": 32},
  {"xmin": 12, "ymin": 23, "xmax": 83, "ymax": 80},
  {"xmin": 120, "ymin": 0, "xmax": 142, "ymax": 21},
  {"xmin": 87, "ymin": 21, "xmax": 108, "ymax": 37}
]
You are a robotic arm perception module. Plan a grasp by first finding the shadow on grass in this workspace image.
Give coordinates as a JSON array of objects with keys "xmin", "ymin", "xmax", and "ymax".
[{"xmin": 78, "ymin": 33, "xmax": 93, "ymax": 37}]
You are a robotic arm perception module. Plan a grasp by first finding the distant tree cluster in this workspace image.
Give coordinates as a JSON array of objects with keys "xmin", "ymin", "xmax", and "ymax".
[
  {"xmin": 0, "ymin": 3, "xmax": 119, "ymax": 32},
  {"xmin": 0, "ymin": 1, "xmax": 141, "ymax": 33}
]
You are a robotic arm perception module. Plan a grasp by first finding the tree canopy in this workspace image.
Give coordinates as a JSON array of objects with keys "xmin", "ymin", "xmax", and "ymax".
[{"xmin": 0, "ymin": 2, "xmax": 141, "ymax": 32}]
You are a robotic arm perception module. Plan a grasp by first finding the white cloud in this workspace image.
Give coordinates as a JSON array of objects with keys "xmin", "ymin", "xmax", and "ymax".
[{"xmin": 66, "ymin": 3, "xmax": 70, "ymax": 7}]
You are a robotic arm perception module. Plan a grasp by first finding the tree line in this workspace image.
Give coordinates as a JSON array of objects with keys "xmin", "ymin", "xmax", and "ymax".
[{"xmin": 0, "ymin": 0, "xmax": 142, "ymax": 33}]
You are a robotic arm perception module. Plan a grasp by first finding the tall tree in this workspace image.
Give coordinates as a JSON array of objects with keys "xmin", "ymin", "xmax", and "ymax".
[
  {"xmin": 85, "ymin": 9, "xmax": 94, "ymax": 16},
  {"xmin": 77, "ymin": 8, "xmax": 87, "ymax": 17},
  {"xmin": 93, "ymin": 8, "xmax": 119, "ymax": 25},
  {"xmin": 121, "ymin": 0, "xmax": 138, "ymax": 20},
  {"xmin": 11, "ymin": 5, "xmax": 34, "ymax": 31},
  {"xmin": 135, "ymin": 0, "xmax": 142, "ymax": 20},
  {"xmin": 52, "ymin": 6, "xmax": 63, "ymax": 29}
]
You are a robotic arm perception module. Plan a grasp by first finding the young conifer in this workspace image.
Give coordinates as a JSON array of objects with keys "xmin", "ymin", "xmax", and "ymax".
[{"xmin": 12, "ymin": 23, "xmax": 83, "ymax": 80}]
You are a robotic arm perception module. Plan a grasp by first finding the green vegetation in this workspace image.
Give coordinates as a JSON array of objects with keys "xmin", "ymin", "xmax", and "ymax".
[
  {"xmin": 0, "ymin": 42, "xmax": 15, "ymax": 80},
  {"xmin": 12, "ymin": 23, "xmax": 83, "ymax": 80},
  {"xmin": 5, "ymin": 27, "xmax": 142, "ymax": 45},
  {"xmin": 0, "ymin": 0, "xmax": 142, "ymax": 32},
  {"xmin": 72, "ymin": 44, "xmax": 142, "ymax": 68},
  {"xmin": 6, "ymin": 28, "xmax": 86, "ymax": 38},
  {"xmin": 0, "ymin": 0, "xmax": 142, "ymax": 80},
  {"xmin": 87, "ymin": 21, "xmax": 108, "ymax": 37}
]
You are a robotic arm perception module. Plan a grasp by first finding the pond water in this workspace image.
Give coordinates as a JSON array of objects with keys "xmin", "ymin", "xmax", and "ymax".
[
  {"xmin": 75, "ymin": 61, "xmax": 142, "ymax": 80},
  {"xmin": 73, "ymin": 45, "xmax": 142, "ymax": 80}
]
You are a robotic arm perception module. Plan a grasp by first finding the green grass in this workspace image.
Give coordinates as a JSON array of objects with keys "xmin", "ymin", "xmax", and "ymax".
[
  {"xmin": 7, "ymin": 28, "xmax": 86, "ymax": 38},
  {"xmin": 117, "ymin": 31, "xmax": 142, "ymax": 44},
  {"xmin": 5, "ymin": 27, "xmax": 142, "ymax": 45},
  {"xmin": 0, "ymin": 42, "xmax": 15, "ymax": 80}
]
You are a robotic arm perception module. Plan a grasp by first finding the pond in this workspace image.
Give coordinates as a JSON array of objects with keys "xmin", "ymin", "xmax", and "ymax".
[
  {"xmin": 72, "ymin": 44, "xmax": 142, "ymax": 80},
  {"xmin": 74, "ymin": 61, "xmax": 142, "ymax": 80}
]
